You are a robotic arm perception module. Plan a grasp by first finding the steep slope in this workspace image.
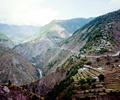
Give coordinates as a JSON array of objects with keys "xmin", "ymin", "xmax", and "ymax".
[
  {"xmin": 14, "ymin": 37, "xmax": 56, "ymax": 60},
  {"xmin": 14, "ymin": 18, "xmax": 93, "ymax": 75},
  {"xmin": 62, "ymin": 9, "xmax": 120, "ymax": 55},
  {"xmin": 44, "ymin": 9, "xmax": 120, "ymax": 99},
  {"xmin": 36, "ymin": 18, "xmax": 93, "ymax": 43},
  {"xmin": 3, "ymin": 10, "xmax": 120, "ymax": 99},
  {"xmin": 21, "ymin": 49, "xmax": 120, "ymax": 99},
  {"xmin": 0, "ymin": 46, "xmax": 39, "ymax": 86},
  {"xmin": 21, "ymin": 9, "xmax": 120, "ymax": 99},
  {"xmin": 15, "ymin": 17, "xmax": 93, "ymax": 50},
  {"xmin": 45, "ymin": 9, "xmax": 120, "ymax": 75},
  {"xmin": 24, "ymin": 68, "xmax": 67, "ymax": 96},
  {"xmin": 0, "ymin": 23, "xmax": 40, "ymax": 44}
]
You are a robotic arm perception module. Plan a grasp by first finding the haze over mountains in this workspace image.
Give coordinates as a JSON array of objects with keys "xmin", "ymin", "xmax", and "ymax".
[
  {"xmin": 0, "ymin": 33, "xmax": 13, "ymax": 48},
  {"xmin": 0, "ymin": 17, "xmax": 93, "ymax": 84},
  {"xmin": 0, "ymin": 9, "xmax": 120, "ymax": 100},
  {"xmin": 13, "ymin": 18, "xmax": 93, "ymax": 74},
  {"xmin": 0, "ymin": 24, "xmax": 40, "ymax": 44},
  {"xmin": 0, "ymin": 18, "xmax": 93, "ymax": 44}
]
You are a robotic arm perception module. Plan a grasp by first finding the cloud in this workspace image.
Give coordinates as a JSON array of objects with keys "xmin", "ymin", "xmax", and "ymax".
[
  {"xmin": 0, "ymin": 0, "xmax": 59, "ymax": 25},
  {"xmin": 0, "ymin": 0, "xmax": 119, "ymax": 25}
]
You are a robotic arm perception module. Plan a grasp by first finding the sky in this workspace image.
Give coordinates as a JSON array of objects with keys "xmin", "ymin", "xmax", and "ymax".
[{"xmin": 0, "ymin": 0, "xmax": 120, "ymax": 26}]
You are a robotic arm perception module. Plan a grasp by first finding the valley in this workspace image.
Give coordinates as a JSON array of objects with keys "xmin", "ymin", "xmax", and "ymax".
[{"xmin": 0, "ymin": 9, "xmax": 120, "ymax": 100}]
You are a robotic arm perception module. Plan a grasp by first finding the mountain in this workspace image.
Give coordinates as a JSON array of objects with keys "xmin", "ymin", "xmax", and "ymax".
[
  {"xmin": 22, "ymin": 52, "xmax": 120, "ymax": 99},
  {"xmin": 21, "ymin": 10, "xmax": 120, "ymax": 99},
  {"xmin": 0, "ymin": 46, "xmax": 39, "ymax": 86},
  {"xmin": 0, "ymin": 33, "xmax": 14, "ymax": 48},
  {"xmin": 14, "ymin": 18, "xmax": 93, "ymax": 75},
  {"xmin": 0, "ymin": 23, "xmax": 40, "ymax": 44},
  {"xmin": 62, "ymin": 10, "xmax": 120, "ymax": 55},
  {"xmin": 36, "ymin": 18, "xmax": 93, "ymax": 42},
  {"xmin": 1, "ymin": 9, "xmax": 120, "ymax": 100},
  {"xmin": 44, "ymin": 9, "xmax": 120, "ymax": 99},
  {"xmin": 44, "ymin": 9, "xmax": 120, "ymax": 79}
]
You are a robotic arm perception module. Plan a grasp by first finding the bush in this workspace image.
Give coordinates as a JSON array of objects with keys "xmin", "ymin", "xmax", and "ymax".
[
  {"xmin": 80, "ymin": 78, "xmax": 86, "ymax": 86},
  {"xmin": 86, "ymin": 77, "xmax": 96, "ymax": 85},
  {"xmin": 96, "ymin": 58, "xmax": 100, "ymax": 62},
  {"xmin": 86, "ymin": 61, "xmax": 92, "ymax": 65},
  {"xmin": 99, "ymin": 48, "xmax": 108, "ymax": 54},
  {"xmin": 98, "ymin": 74, "xmax": 105, "ymax": 82},
  {"xmin": 79, "ymin": 57, "xmax": 92, "ymax": 65}
]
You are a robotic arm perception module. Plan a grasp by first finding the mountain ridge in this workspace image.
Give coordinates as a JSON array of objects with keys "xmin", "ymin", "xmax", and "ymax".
[{"xmin": 62, "ymin": 9, "xmax": 120, "ymax": 55}]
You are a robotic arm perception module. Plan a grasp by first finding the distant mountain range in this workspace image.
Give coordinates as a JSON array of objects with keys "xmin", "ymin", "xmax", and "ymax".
[
  {"xmin": 0, "ymin": 17, "xmax": 93, "ymax": 85},
  {"xmin": 0, "ymin": 24, "xmax": 40, "ymax": 44},
  {"xmin": 14, "ymin": 18, "xmax": 93, "ymax": 74},
  {"xmin": 36, "ymin": 18, "xmax": 93, "ymax": 40},
  {"xmin": 0, "ymin": 9, "xmax": 120, "ymax": 100},
  {"xmin": 0, "ymin": 18, "xmax": 93, "ymax": 44}
]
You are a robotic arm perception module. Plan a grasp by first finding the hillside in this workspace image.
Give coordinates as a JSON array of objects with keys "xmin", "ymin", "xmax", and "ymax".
[
  {"xmin": 20, "ymin": 9, "xmax": 120, "ymax": 99},
  {"xmin": 62, "ymin": 10, "xmax": 120, "ymax": 55},
  {"xmin": 37, "ymin": 18, "xmax": 93, "ymax": 41},
  {"xmin": 42, "ymin": 10, "xmax": 120, "ymax": 75},
  {"xmin": 45, "ymin": 9, "xmax": 120, "ymax": 76},
  {"xmin": 14, "ymin": 18, "xmax": 93, "ymax": 75},
  {"xmin": 21, "ymin": 51, "xmax": 120, "ymax": 99},
  {"xmin": 0, "ymin": 9, "xmax": 120, "ymax": 100},
  {"xmin": 0, "ymin": 46, "xmax": 39, "ymax": 86}
]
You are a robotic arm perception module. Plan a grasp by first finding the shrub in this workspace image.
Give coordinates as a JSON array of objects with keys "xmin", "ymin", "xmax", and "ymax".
[
  {"xmin": 99, "ymin": 48, "xmax": 108, "ymax": 54},
  {"xmin": 80, "ymin": 78, "xmax": 87, "ymax": 86},
  {"xmin": 98, "ymin": 74, "xmax": 105, "ymax": 82},
  {"xmin": 106, "ymin": 62, "xmax": 110, "ymax": 65},
  {"xmin": 86, "ymin": 77, "xmax": 96, "ymax": 85},
  {"xmin": 86, "ymin": 61, "xmax": 92, "ymax": 65},
  {"xmin": 96, "ymin": 58, "xmax": 100, "ymax": 62}
]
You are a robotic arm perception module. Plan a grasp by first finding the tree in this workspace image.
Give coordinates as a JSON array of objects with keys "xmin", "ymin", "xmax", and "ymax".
[
  {"xmin": 86, "ymin": 77, "xmax": 96, "ymax": 85},
  {"xmin": 80, "ymin": 78, "xmax": 86, "ymax": 86},
  {"xmin": 8, "ymin": 80, "xmax": 12, "ymax": 86},
  {"xmin": 98, "ymin": 74, "xmax": 105, "ymax": 82},
  {"xmin": 118, "ymin": 52, "xmax": 120, "ymax": 58}
]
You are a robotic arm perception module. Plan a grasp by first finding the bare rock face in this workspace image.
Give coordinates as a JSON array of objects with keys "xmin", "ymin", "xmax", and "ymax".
[{"xmin": 0, "ymin": 46, "xmax": 39, "ymax": 86}]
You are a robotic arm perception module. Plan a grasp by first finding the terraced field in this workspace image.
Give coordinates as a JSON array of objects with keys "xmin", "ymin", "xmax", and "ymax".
[{"xmin": 72, "ymin": 65, "xmax": 103, "ymax": 82}]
